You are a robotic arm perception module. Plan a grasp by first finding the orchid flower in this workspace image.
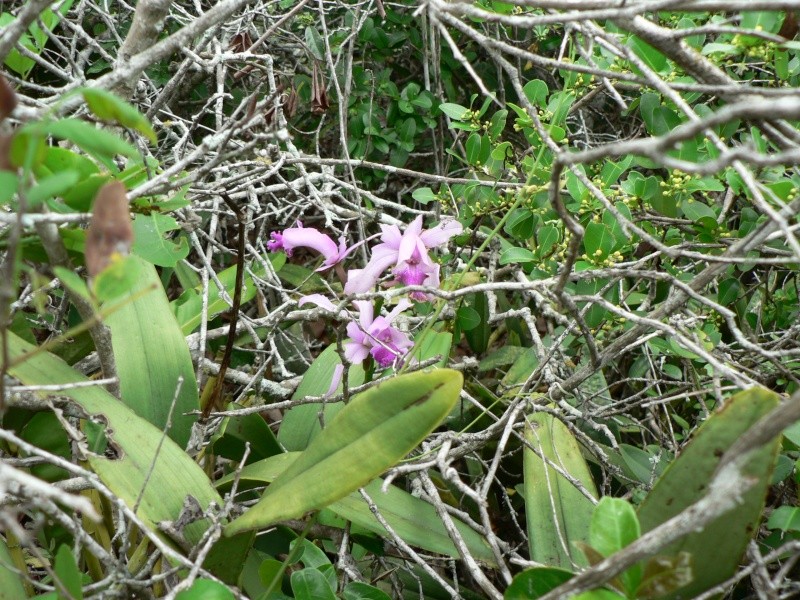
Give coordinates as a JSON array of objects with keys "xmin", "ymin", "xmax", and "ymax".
[
  {"xmin": 297, "ymin": 294, "xmax": 340, "ymax": 313},
  {"xmin": 268, "ymin": 222, "xmax": 357, "ymax": 271},
  {"xmin": 344, "ymin": 216, "xmax": 462, "ymax": 296},
  {"xmin": 345, "ymin": 299, "xmax": 414, "ymax": 368},
  {"xmin": 296, "ymin": 296, "xmax": 414, "ymax": 369},
  {"xmin": 304, "ymin": 298, "xmax": 414, "ymax": 397}
]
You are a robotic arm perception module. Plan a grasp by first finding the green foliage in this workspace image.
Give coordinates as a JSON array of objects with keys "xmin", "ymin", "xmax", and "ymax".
[
  {"xmin": 104, "ymin": 256, "xmax": 199, "ymax": 447},
  {"xmin": 6, "ymin": 331, "xmax": 220, "ymax": 547},
  {"xmin": 0, "ymin": 535, "xmax": 27, "ymax": 599},
  {"xmin": 4, "ymin": 2, "xmax": 800, "ymax": 598},
  {"xmin": 217, "ymin": 453, "xmax": 495, "ymax": 562},
  {"xmin": 1, "ymin": 1, "xmax": 75, "ymax": 78},
  {"xmin": 226, "ymin": 369, "xmax": 463, "ymax": 534},
  {"xmin": 636, "ymin": 387, "xmax": 782, "ymax": 599},
  {"xmin": 523, "ymin": 411, "xmax": 597, "ymax": 569},
  {"xmin": 175, "ymin": 580, "xmax": 236, "ymax": 600}
]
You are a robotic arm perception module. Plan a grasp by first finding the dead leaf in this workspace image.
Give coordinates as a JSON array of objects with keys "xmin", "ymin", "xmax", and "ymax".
[
  {"xmin": 0, "ymin": 73, "xmax": 16, "ymax": 123},
  {"xmin": 311, "ymin": 63, "xmax": 330, "ymax": 114},
  {"xmin": 85, "ymin": 181, "xmax": 134, "ymax": 277},
  {"xmin": 284, "ymin": 86, "xmax": 299, "ymax": 119},
  {"xmin": 0, "ymin": 134, "xmax": 13, "ymax": 172},
  {"xmin": 230, "ymin": 31, "xmax": 253, "ymax": 53}
]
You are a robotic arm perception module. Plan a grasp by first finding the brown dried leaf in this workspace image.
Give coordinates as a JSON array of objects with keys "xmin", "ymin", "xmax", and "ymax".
[
  {"xmin": 311, "ymin": 63, "xmax": 329, "ymax": 114},
  {"xmin": 230, "ymin": 31, "xmax": 253, "ymax": 53},
  {"xmin": 85, "ymin": 181, "xmax": 134, "ymax": 277},
  {"xmin": 0, "ymin": 73, "xmax": 17, "ymax": 123},
  {"xmin": 284, "ymin": 86, "xmax": 299, "ymax": 120},
  {"xmin": 0, "ymin": 134, "xmax": 13, "ymax": 172},
  {"xmin": 779, "ymin": 12, "xmax": 799, "ymax": 40}
]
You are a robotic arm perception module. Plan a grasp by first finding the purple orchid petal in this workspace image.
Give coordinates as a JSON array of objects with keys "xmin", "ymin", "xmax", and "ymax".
[
  {"xmin": 345, "ymin": 320, "xmax": 365, "ymax": 343},
  {"xmin": 379, "ymin": 223, "xmax": 403, "ymax": 249},
  {"xmin": 419, "ymin": 218, "xmax": 463, "ymax": 248},
  {"xmin": 368, "ymin": 319, "xmax": 413, "ymax": 368},
  {"xmin": 385, "ymin": 298, "xmax": 413, "ymax": 322},
  {"xmin": 267, "ymin": 231, "xmax": 286, "ymax": 253},
  {"xmin": 395, "ymin": 260, "xmax": 430, "ymax": 286},
  {"xmin": 344, "ymin": 304, "xmax": 372, "ymax": 363},
  {"xmin": 344, "ymin": 250, "xmax": 397, "ymax": 294},
  {"xmin": 371, "ymin": 345, "xmax": 398, "ymax": 368},
  {"xmin": 397, "ymin": 216, "xmax": 424, "ymax": 264},
  {"xmin": 281, "ymin": 226, "xmax": 340, "ymax": 266},
  {"xmin": 407, "ymin": 215, "xmax": 424, "ymax": 236},
  {"xmin": 298, "ymin": 294, "xmax": 338, "ymax": 312},
  {"xmin": 338, "ymin": 300, "xmax": 414, "ymax": 368},
  {"xmin": 406, "ymin": 265, "xmax": 440, "ymax": 302},
  {"xmin": 344, "ymin": 340, "xmax": 370, "ymax": 363},
  {"xmin": 352, "ymin": 300, "xmax": 374, "ymax": 330},
  {"xmin": 325, "ymin": 363, "xmax": 345, "ymax": 397}
]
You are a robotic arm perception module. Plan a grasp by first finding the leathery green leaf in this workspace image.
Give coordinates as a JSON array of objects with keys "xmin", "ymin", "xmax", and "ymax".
[
  {"xmin": 0, "ymin": 534, "xmax": 26, "ymax": 599},
  {"xmin": 225, "ymin": 369, "xmax": 463, "ymax": 535},
  {"xmin": 105, "ymin": 256, "xmax": 199, "ymax": 448},
  {"xmin": 6, "ymin": 332, "xmax": 219, "ymax": 545},
  {"xmin": 171, "ymin": 254, "xmax": 272, "ymax": 334},
  {"xmin": 636, "ymin": 387, "xmax": 781, "ymax": 599},
  {"xmin": 277, "ymin": 344, "xmax": 365, "ymax": 452},
  {"xmin": 6, "ymin": 331, "xmax": 251, "ymax": 584},
  {"xmin": 524, "ymin": 412, "xmax": 598, "ymax": 570},
  {"xmin": 217, "ymin": 452, "xmax": 495, "ymax": 564}
]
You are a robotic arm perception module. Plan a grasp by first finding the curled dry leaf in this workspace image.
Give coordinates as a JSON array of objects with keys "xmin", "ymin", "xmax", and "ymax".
[
  {"xmin": 284, "ymin": 86, "xmax": 299, "ymax": 119},
  {"xmin": 311, "ymin": 63, "xmax": 329, "ymax": 114},
  {"xmin": 230, "ymin": 31, "xmax": 253, "ymax": 53},
  {"xmin": 85, "ymin": 181, "xmax": 134, "ymax": 277},
  {"xmin": 0, "ymin": 73, "xmax": 17, "ymax": 123},
  {"xmin": 0, "ymin": 134, "xmax": 13, "ymax": 172}
]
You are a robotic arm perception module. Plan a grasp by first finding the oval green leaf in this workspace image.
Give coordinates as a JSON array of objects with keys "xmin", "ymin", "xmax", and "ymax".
[{"xmin": 217, "ymin": 452, "xmax": 495, "ymax": 564}]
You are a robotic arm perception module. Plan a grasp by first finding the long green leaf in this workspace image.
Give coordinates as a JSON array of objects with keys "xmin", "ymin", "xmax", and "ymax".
[
  {"xmin": 277, "ymin": 344, "xmax": 365, "ymax": 452},
  {"xmin": 524, "ymin": 412, "xmax": 597, "ymax": 569},
  {"xmin": 279, "ymin": 331, "xmax": 450, "ymax": 452},
  {"xmin": 170, "ymin": 255, "xmax": 273, "ymax": 335},
  {"xmin": 225, "ymin": 369, "xmax": 463, "ymax": 534},
  {"xmin": 6, "ymin": 331, "xmax": 251, "ymax": 583},
  {"xmin": 589, "ymin": 498, "xmax": 642, "ymax": 596},
  {"xmin": 217, "ymin": 453, "xmax": 495, "ymax": 564},
  {"xmin": 7, "ymin": 332, "xmax": 217, "ymax": 544},
  {"xmin": 105, "ymin": 256, "xmax": 198, "ymax": 448},
  {"xmin": 0, "ymin": 535, "xmax": 26, "ymax": 599},
  {"xmin": 506, "ymin": 567, "xmax": 625, "ymax": 600},
  {"xmin": 636, "ymin": 387, "xmax": 781, "ymax": 599}
]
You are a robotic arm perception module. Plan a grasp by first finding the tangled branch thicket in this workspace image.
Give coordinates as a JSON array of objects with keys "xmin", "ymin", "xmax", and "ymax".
[{"xmin": 2, "ymin": 0, "xmax": 800, "ymax": 598}]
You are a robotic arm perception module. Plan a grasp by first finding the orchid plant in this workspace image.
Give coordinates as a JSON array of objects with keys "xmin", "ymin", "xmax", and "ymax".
[{"xmin": 269, "ymin": 215, "xmax": 463, "ymax": 391}]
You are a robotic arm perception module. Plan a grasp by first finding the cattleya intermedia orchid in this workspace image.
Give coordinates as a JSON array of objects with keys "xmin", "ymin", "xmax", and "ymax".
[
  {"xmin": 268, "ymin": 215, "xmax": 462, "ymax": 294},
  {"xmin": 272, "ymin": 215, "xmax": 462, "ymax": 392},
  {"xmin": 298, "ymin": 296, "xmax": 414, "ymax": 369}
]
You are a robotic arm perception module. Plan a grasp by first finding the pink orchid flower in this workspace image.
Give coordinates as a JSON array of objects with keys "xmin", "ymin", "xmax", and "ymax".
[
  {"xmin": 298, "ymin": 297, "xmax": 415, "ymax": 397},
  {"xmin": 345, "ymin": 299, "xmax": 414, "ymax": 368},
  {"xmin": 296, "ymin": 296, "xmax": 414, "ymax": 368},
  {"xmin": 268, "ymin": 222, "xmax": 357, "ymax": 271},
  {"xmin": 344, "ymin": 216, "xmax": 462, "ymax": 295}
]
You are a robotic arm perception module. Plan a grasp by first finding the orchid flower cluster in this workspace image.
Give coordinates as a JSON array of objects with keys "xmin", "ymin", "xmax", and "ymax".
[{"xmin": 267, "ymin": 215, "xmax": 462, "ymax": 382}]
